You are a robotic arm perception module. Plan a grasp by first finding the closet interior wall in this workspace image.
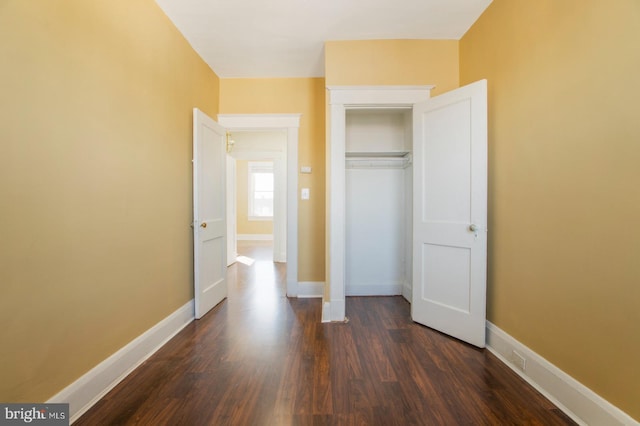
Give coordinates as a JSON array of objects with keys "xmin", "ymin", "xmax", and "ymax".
[{"xmin": 345, "ymin": 109, "xmax": 413, "ymax": 299}]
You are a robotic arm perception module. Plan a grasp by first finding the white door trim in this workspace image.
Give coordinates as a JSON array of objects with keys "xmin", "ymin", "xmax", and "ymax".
[
  {"xmin": 218, "ymin": 114, "xmax": 301, "ymax": 297},
  {"xmin": 226, "ymin": 156, "xmax": 237, "ymax": 266},
  {"xmin": 325, "ymin": 86, "xmax": 433, "ymax": 322}
]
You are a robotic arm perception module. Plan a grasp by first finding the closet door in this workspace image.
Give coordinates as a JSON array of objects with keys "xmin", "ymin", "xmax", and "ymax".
[{"xmin": 412, "ymin": 80, "xmax": 488, "ymax": 348}]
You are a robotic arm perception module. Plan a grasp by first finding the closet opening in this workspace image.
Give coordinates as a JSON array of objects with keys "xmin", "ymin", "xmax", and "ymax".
[
  {"xmin": 345, "ymin": 108, "xmax": 413, "ymax": 300},
  {"xmin": 324, "ymin": 84, "xmax": 433, "ymax": 323}
]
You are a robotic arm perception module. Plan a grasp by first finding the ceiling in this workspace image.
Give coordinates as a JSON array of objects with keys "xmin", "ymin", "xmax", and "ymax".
[{"xmin": 154, "ymin": 0, "xmax": 492, "ymax": 78}]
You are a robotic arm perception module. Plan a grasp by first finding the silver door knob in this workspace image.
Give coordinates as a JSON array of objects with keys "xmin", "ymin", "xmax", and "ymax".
[{"xmin": 469, "ymin": 224, "xmax": 478, "ymax": 232}]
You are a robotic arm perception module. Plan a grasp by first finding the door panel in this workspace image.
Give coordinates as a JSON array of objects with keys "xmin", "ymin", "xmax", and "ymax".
[
  {"xmin": 421, "ymin": 243, "xmax": 471, "ymax": 313},
  {"xmin": 422, "ymin": 99, "xmax": 472, "ymax": 223},
  {"xmin": 412, "ymin": 80, "xmax": 487, "ymax": 348},
  {"xmin": 193, "ymin": 108, "xmax": 227, "ymax": 319}
]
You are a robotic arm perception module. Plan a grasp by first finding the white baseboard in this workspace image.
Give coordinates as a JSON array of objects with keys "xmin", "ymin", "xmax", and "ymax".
[
  {"xmin": 286, "ymin": 279, "xmax": 298, "ymax": 298},
  {"xmin": 237, "ymin": 234, "xmax": 273, "ymax": 241},
  {"xmin": 346, "ymin": 283, "xmax": 402, "ymax": 296},
  {"xmin": 297, "ymin": 281, "xmax": 324, "ymax": 298},
  {"xmin": 402, "ymin": 282, "xmax": 412, "ymax": 302},
  {"xmin": 48, "ymin": 300, "xmax": 195, "ymax": 424},
  {"xmin": 486, "ymin": 322, "xmax": 638, "ymax": 426}
]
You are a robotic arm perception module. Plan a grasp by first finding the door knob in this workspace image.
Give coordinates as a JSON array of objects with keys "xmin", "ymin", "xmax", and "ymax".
[
  {"xmin": 469, "ymin": 224, "xmax": 478, "ymax": 232},
  {"xmin": 200, "ymin": 222, "xmax": 207, "ymax": 228}
]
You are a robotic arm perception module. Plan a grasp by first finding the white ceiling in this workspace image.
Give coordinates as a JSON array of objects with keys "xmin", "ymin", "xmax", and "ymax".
[{"xmin": 154, "ymin": 0, "xmax": 492, "ymax": 78}]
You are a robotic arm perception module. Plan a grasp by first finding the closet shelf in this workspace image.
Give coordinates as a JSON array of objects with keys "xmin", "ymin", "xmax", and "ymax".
[
  {"xmin": 345, "ymin": 152, "xmax": 411, "ymax": 169},
  {"xmin": 345, "ymin": 151, "xmax": 410, "ymax": 158}
]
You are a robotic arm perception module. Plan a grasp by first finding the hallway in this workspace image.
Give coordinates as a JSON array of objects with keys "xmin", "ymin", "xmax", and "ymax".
[{"xmin": 75, "ymin": 242, "xmax": 574, "ymax": 425}]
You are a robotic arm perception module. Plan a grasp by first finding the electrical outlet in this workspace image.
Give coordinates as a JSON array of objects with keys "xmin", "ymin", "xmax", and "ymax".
[{"xmin": 511, "ymin": 350, "xmax": 526, "ymax": 372}]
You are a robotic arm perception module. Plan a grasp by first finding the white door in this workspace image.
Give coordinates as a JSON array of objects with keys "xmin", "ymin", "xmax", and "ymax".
[
  {"xmin": 412, "ymin": 80, "xmax": 488, "ymax": 348},
  {"xmin": 193, "ymin": 108, "xmax": 227, "ymax": 319}
]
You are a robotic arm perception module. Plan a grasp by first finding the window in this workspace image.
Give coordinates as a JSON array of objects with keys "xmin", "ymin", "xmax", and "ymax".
[{"xmin": 248, "ymin": 161, "xmax": 274, "ymax": 220}]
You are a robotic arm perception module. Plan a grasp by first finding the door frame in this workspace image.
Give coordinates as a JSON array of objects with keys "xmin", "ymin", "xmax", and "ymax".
[
  {"xmin": 324, "ymin": 86, "xmax": 434, "ymax": 322},
  {"xmin": 218, "ymin": 114, "xmax": 301, "ymax": 297},
  {"xmin": 226, "ymin": 155, "xmax": 237, "ymax": 266}
]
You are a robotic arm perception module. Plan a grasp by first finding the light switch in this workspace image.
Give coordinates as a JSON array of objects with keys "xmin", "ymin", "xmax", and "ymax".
[
  {"xmin": 301, "ymin": 188, "xmax": 310, "ymax": 200},
  {"xmin": 300, "ymin": 166, "xmax": 312, "ymax": 174}
]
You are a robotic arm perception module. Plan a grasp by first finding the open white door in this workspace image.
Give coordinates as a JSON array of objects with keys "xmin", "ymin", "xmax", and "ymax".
[
  {"xmin": 193, "ymin": 108, "xmax": 227, "ymax": 319},
  {"xmin": 412, "ymin": 80, "xmax": 488, "ymax": 348}
]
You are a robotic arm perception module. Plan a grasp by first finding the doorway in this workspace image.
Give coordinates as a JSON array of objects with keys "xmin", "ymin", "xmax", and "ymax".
[
  {"xmin": 324, "ymin": 86, "xmax": 433, "ymax": 322},
  {"xmin": 226, "ymin": 130, "xmax": 287, "ymax": 265},
  {"xmin": 218, "ymin": 114, "xmax": 301, "ymax": 297}
]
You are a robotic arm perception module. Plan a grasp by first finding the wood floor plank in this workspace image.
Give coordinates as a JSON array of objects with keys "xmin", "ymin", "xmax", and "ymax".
[
  {"xmin": 312, "ymin": 325, "xmax": 333, "ymax": 415},
  {"xmin": 75, "ymin": 242, "xmax": 575, "ymax": 425}
]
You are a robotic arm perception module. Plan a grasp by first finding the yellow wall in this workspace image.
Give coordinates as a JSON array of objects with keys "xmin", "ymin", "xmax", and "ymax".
[
  {"xmin": 460, "ymin": 0, "xmax": 640, "ymax": 419},
  {"xmin": 220, "ymin": 78, "xmax": 326, "ymax": 281},
  {"xmin": 235, "ymin": 160, "xmax": 274, "ymax": 235},
  {"xmin": 0, "ymin": 0, "xmax": 219, "ymax": 402},
  {"xmin": 325, "ymin": 40, "xmax": 459, "ymax": 95}
]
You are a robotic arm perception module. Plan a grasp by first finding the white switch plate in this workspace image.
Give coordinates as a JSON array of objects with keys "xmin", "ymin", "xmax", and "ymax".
[
  {"xmin": 301, "ymin": 188, "xmax": 310, "ymax": 200},
  {"xmin": 300, "ymin": 166, "xmax": 312, "ymax": 174}
]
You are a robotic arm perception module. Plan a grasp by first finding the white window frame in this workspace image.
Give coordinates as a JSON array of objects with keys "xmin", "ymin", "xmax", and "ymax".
[{"xmin": 248, "ymin": 161, "xmax": 274, "ymax": 221}]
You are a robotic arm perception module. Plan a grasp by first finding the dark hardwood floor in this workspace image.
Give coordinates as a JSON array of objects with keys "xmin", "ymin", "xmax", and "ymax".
[{"xmin": 76, "ymin": 241, "xmax": 575, "ymax": 425}]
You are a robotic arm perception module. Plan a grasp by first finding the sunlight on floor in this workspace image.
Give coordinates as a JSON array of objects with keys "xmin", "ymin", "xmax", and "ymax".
[
  {"xmin": 251, "ymin": 261, "xmax": 279, "ymax": 306},
  {"xmin": 234, "ymin": 241, "xmax": 284, "ymax": 328},
  {"xmin": 236, "ymin": 255, "xmax": 255, "ymax": 266}
]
